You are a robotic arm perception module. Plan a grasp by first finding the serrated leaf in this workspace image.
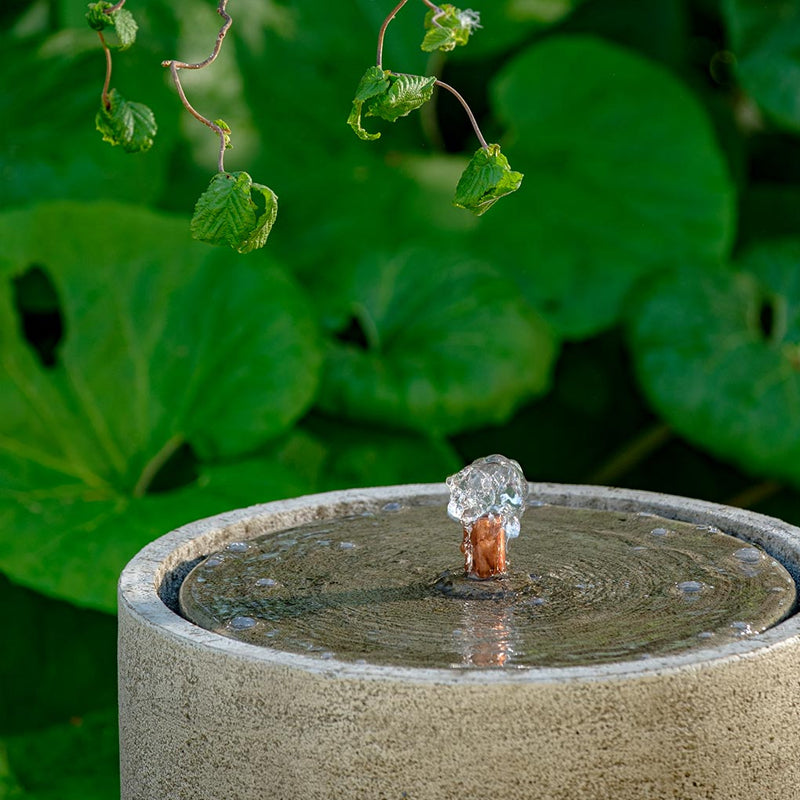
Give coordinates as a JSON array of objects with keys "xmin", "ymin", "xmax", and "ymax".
[
  {"xmin": 630, "ymin": 239, "xmax": 800, "ymax": 487},
  {"xmin": 367, "ymin": 73, "xmax": 437, "ymax": 122},
  {"xmin": 191, "ymin": 171, "xmax": 278, "ymax": 254},
  {"xmin": 453, "ymin": 143, "xmax": 523, "ymax": 215},
  {"xmin": 318, "ymin": 248, "xmax": 557, "ymax": 435},
  {"xmin": 347, "ymin": 66, "xmax": 391, "ymax": 140},
  {"xmin": 111, "ymin": 7, "xmax": 138, "ymax": 49},
  {"xmin": 95, "ymin": 89, "xmax": 157, "ymax": 153},
  {"xmin": 0, "ymin": 201, "xmax": 321, "ymax": 610},
  {"xmin": 467, "ymin": 35, "xmax": 734, "ymax": 338},
  {"xmin": 421, "ymin": 4, "xmax": 479, "ymax": 52},
  {"xmin": 722, "ymin": 0, "xmax": 800, "ymax": 130}
]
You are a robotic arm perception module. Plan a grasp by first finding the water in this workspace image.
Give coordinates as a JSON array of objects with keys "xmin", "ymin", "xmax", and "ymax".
[{"xmin": 179, "ymin": 501, "xmax": 796, "ymax": 669}]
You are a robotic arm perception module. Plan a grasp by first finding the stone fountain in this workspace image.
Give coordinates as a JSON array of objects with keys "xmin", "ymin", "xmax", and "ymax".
[{"xmin": 118, "ymin": 456, "xmax": 800, "ymax": 799}]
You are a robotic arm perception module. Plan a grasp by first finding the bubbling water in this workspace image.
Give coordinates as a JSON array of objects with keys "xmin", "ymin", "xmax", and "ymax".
[{"xmin": 179, "ymin": 500, "xmax": 796, "ymax": 669}]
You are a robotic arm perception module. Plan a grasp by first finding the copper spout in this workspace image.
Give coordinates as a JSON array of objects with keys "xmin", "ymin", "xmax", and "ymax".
[{"xmin": 461, "ymin": 515, "xmax": 507, "ymax": 579}]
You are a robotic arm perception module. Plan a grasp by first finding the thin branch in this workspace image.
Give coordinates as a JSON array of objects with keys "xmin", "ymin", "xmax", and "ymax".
[
  {"xmin": 377, "ymin": 0, "xmax": 409, "ymax": 69},
  {"xmin": 434, "ymin": 79, "xmax": 488, "ymax": 150},
  {"xmin": 104, "ymin": 0, "xmax": 127, "ymax": 13},
  {"xmin": 162, "ymin": 0, "xmax": 232, "ymax": 171},
  {"xmin": 98, "ymin": 31, "xmax": 112, "ymax": 109},
  {"xmin": 421, "ymin": 0, "xmax": 444, "ymax": 26}
]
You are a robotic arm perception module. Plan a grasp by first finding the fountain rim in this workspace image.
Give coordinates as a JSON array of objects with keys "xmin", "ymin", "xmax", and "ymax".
[{"xmin": 118, "ymin": 482, "xmax": 800, "ymax": 686}]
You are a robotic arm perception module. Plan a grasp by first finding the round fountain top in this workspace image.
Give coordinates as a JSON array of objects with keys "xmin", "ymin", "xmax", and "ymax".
[{"xmin": 178, "ymin": 497, "xmax": 795, "ymax": 669}]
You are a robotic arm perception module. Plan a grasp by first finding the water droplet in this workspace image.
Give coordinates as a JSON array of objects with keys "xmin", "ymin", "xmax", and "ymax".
[
  {"xmin": 527, "ymin": 500, "xmax": 546, "ymax": 508},
  {"xmin": 382, "ymin": 502, "xmax": 402, "ymax": 512},
  {"xmin": 697, "ymin": 631, "xmax": 714, "ymax": 639},
  {"xmin": 317, "ymin": 540, "xmax": 331, "ymax": 547},
  {"xmin": 204, "ymin": 555, "xmax": 224, "ymax": 568},
  {"xmin": 228, "ymin": 616, "xmax": 257, "ymax": 630},
  {"xmin": 696, "ymin": 525, "xmax": 721, "ymax": 534},
  {"xmin": 195, "ymin": 575, "xmax": 206, "ymax": 583},
  {"xmin": 531, "ymin": 597, "xmax": 547, "ymax": 606},
  {"xmin": 227, "ymin": 541, "xmax": 250, "ymax": 552},
  {"xmin": 320, "ymin": 651, "xmax": 334, "ymax": 660},
  {"xmin": 340, "ymin": 542, "xmax": 356, "ymax": 550},
  {"xmin": 636, "ymin": 511, "xmax": 657, "ymax": 518},
  {"xmin": 631, "ymin": 546, "xmax": 647, "ymax": 552},
  {"xmin": 650, "ymin": 527, "xmax": 669, "ymax": 537},
  {"xmin": 255, "ymin": 578, "xmax": 277, "ymax": 588},
  {"xmin": 734, "ymin": 547, "xmax": 762, "ymax": 564},
  {"xmin": 677, "ymin": 580, "xmax": 704, "ymax": 594},
  {"xmin": 730, "ymin": 621, "xmax": 752, "ymax": 635}
]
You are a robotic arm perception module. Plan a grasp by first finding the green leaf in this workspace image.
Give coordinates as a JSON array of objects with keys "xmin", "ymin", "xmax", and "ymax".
[
  {"xmin": 348, "ymin": 69, "xmax": 436, "ymax": 139},
  {"xmin": 2, "ymin": 709, "xmax": 119, "ymax": 799},
  {"xmin": 191, "ymin": 171, "xmax": 278, "ymax": 254},
  {"xmin": 85, "ymin": 1, "xmax": 112, "ymax": 31},
  {"xmin": 453, "ymin": 144, "xmax": 523, "ymax": 215},
  {"xmin": 302, "ymin": 416, "xmax": 462, "ymax": 490},
  {"xmin": 421, "ymin": 4, "xmax": 479, "ymax": 52},
  {"xmin": 368, "ymin": 73, "xmax": 437, "ymax": 123},
  {"xmin": 468, "ymin": 35, "xmax": 734, "ymax": 338},
  {"xmin": 347, "ymin": 66, "xmax": 392, "ymax": 140},
  {"xmin": 110, "ymin": 7, "xmax": 137, "ymax": 49},
  {"xmin": 318, "ymin": 248, "xmax": 557, "ymax": 436},
  {"xmin": 95, "ymin": 89, "xmax": 157, "ymax": 153},
  {"xmin": 723, "ymin": 0, "xmax": 800, "ymax": 130},
  {"xmin": 85, "ymin": 2, "xmax": 137, "ymax": 48},
  {"xmin": 214, "ymin": 118, "xmax": 232, "ymax": 149},
  {"xmin": 0, "ymin": 201, "xmax": 321, "ymax": 611},
  {"xmin": 629, "ymin": 239, "xmax": 800, "ymax": 487}
]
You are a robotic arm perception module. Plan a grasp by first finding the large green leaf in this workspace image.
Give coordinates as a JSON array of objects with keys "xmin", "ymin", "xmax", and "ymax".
[
  {"xmin": 2, "ymin": 709, "xmax": 118, "ymax": 800},
  {"xmin": 469, "ymin": 35, "xmax": 734, "ymax": 338},
  {"xmin": 0, "ymin": 201, "xmax": 321, "ymax": 611},
  {"xmin": 317, "ymin": 248, "xmax": 557, "ymax": 435},
  {"xmin": 723, "ymin": 0, "xmax": 800, "ymax": 130},
  {"xmin": 302, "ymin": 415, "xmax": 462, "ymax": 490},
  {"xmin": 630, "ymin": 239, "xmax": 800, "ymax": 486}
]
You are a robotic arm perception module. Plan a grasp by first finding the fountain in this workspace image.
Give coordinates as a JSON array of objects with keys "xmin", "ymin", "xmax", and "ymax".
[{"xmin": 119, "ymin": 457, "xmax": 800, "ymax": 799}]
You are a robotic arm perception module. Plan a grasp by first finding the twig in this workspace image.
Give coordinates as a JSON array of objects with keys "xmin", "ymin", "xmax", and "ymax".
[
  {"xmin": 377, "ymin": 0, "xmax": 409, "ymax": 69},
  {"xmin": 98, "ymin": 31, "xmax": 112, "ymax": 109},
  {"xmin": 434, "ymin": 79, "xmax": 488, "ymax": 150},
  {"xmin": 104, "ymin": 0, "xmax": 127, "ymax": 13},
  {"xmin": 162, "ymin": 0, "xmax": 232, "ymax": 172},
  {"xmin": 421, "ymin": 0, "xmax": 444, "ymax": 26}
]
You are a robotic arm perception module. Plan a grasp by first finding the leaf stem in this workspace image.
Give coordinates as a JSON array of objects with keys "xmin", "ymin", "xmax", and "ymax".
[
  {"xmin": 377, "ymin": 0, "xmax": 409, "ymax": 69},
  {"xmin": 98, "ymin": 31, "xmax": 112, "ymax": 109},
  {"xmin": 104, "ymin": 0, "xmax": 126, "ymax": 13},
  {"xmin": 132, "ymin": 434, "xmax": 185, "ymax": 499},
  {"xmin": 434, "ymin": 79, "xmax": 488, "ymax": 150},
  {"xmin": 162, "ymin": 0, "xmax": 232, "ymax": 172}
]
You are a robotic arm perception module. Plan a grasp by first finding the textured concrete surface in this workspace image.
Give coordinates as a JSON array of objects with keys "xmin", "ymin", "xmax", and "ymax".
[{"xmin": 119, "ymin": 484, "xmax": 800, "ymax": 799}]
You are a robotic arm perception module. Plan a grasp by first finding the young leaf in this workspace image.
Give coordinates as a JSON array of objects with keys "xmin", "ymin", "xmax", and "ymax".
[
  {"xmin": 85, "ymin": 2, "xmax": 138, "ymax": 48},
  {"xmin": 95, "ymin": 89, "xmax": 157, "ymax": 153},
  {"xmin": 85, "ymin": 1, "xmax": 113, "ymax": 31},
  {"xmin": 215, "ymin": 118, "xmax": 233, "ymax": 150},
  {"xmin": 421, "ymin": 5, "xmax": 481, "ymax": 52},
  {"xmin": 368, "ymin": 74, "xmax": 437, "ymax": 123},
  {"xmin": 191, "ymin": 171, "xmax": 278, "ymax": 254},
  {"xmin": 453, "ymin": 144, "xmax": 523, "ymax": 215},
  {"xmin": 347, "ymin": 66, "xmax": 391, "ymax": 141},
  {"xmin": 110, "ymin": 8, "xmax": 138, "ymax": 50}
]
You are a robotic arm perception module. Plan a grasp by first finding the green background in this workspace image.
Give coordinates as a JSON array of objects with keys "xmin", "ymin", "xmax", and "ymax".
[{"xmin": 3, "ymin": 0, "xmax": 800, "ymax": 793}]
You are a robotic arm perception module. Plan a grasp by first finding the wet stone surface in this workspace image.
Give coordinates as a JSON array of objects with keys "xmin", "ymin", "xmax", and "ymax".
[{"xmin": 179, "ymin": 501, "xmax": 796, "ymax": 669}]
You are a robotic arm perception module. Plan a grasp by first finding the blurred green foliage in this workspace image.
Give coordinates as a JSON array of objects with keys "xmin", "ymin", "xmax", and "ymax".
[{"xmin": 3, "ymin": 0, "xmax": 800, "ymax": 793}]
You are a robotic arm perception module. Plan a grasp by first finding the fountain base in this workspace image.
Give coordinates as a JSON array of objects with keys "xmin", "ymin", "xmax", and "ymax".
[{"xmin": 118, "ymin": 483, "xmax": 800, "ymax": 800}]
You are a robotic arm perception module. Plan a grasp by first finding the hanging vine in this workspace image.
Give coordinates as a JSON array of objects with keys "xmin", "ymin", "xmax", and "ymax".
[{"xmin": 348, "ymin": 1, "xmax": 523, "ymax": 215}]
